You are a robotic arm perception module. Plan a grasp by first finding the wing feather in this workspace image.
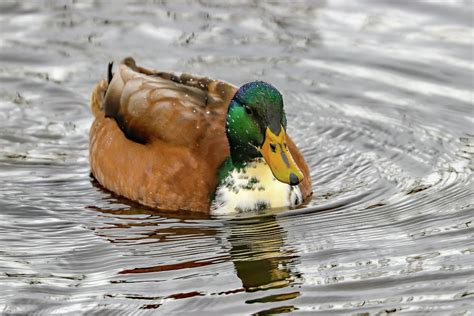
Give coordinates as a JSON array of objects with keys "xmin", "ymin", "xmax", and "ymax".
[{"xmin": 103, "ymin": 58, "xmax": 237, "ymax": 146}]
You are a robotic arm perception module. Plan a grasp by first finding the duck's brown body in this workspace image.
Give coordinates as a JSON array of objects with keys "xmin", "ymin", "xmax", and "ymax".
[{"xmin": 89, "ymin": 58, "xmax": 311, "ymax": 213}]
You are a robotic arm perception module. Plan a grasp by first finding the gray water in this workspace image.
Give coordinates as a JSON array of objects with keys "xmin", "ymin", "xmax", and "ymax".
[{"xmin": 0, "ymin": 0, "xmax": 473, "ymax": 314}]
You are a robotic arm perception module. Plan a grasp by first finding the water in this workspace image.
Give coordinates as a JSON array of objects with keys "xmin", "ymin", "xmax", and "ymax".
[{"xmin": 0, "ymin": 0, "xmax": 473, "ymax": 314}]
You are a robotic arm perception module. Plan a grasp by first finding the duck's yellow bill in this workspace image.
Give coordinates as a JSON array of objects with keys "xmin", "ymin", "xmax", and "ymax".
[{"xmin": 259, "ymin": 126, "xmax": 304, "ymax": 186}]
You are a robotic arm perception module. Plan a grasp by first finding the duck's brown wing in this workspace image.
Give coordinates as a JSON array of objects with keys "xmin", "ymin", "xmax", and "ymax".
[
  {"xmin": 90, "ymin": 58, "xmax": 239, "ymax": 212},
  {"xmin": 288, "ymin": 137, "xmax": 312, "ymax": 202},
  {"xmin": 103, "ymin": 57, "xmax": 237, "ymax": 146}
]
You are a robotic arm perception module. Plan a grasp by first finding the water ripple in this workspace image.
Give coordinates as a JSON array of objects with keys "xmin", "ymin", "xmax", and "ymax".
[{"xmin": 0, "ymin": 0, "xmax": 473, "ymax": 314}]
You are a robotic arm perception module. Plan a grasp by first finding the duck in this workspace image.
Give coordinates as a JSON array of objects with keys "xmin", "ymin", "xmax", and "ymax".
[{"xmin": 89, "ymin": 58, "xmax": 312, "ymax": 214}]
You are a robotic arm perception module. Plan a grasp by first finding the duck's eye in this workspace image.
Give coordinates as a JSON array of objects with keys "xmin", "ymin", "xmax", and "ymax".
[
  {"xmin": 270, "ymin": 143, "xmax": 277, "ymax": 153},
  {"xmin": 244, "ymin": 105, "xmax": 253, "ymax": 115}
]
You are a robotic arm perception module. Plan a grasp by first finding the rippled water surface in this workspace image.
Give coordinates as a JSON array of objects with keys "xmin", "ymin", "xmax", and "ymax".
[{"xmin": 1, "ymin": 0, "xmax": 473, "ymax": 314}]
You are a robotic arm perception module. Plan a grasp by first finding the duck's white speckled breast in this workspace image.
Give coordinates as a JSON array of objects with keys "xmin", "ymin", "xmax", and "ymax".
[{"xmin": 211, "ymin": 158, "xmax": 302, "ymax": 215}]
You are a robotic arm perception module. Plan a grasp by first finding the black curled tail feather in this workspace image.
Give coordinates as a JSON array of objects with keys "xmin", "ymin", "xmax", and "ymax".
[{"xmin": 108, "ymin": 61, "xmax": 114, "ymax": 85}]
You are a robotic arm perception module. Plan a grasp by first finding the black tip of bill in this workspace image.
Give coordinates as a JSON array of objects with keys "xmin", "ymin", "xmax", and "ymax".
[{"xmin": 289, "ymin": 173, "xmax": 300, "ymax": 186}]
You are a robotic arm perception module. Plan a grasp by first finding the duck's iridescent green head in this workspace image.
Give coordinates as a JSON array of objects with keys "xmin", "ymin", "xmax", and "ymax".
[{"xmin": 226, "ymin": 81, "xmax": 303, "ymax": 185}]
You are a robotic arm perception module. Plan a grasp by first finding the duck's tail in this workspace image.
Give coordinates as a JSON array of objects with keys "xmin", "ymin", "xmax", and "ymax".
[
  {"xmin": 90, "ymin": 62, "xmax": 112, "ymax": 118},
  {"xmin": 107, "ymin": 61, "xmax": 114, "ymax": 85}
]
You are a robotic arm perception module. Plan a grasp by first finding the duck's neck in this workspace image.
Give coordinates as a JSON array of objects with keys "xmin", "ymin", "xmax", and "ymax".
[
  {"xmin": 216, "ymin": 156, "xmax": 254, "ymax": 186},
  {"xmin": 224, "ymin": 122, "xmax": 262, "ymax": 175},
  {"xmin": 227, "ymin": 136, "xmax": 261, "ymax": 164}
]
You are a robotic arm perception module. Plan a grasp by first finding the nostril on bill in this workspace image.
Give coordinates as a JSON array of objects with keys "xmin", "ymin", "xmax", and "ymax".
[{"xmin": 270, "ymin": 143, "xmax": 277, "ymax": 153}]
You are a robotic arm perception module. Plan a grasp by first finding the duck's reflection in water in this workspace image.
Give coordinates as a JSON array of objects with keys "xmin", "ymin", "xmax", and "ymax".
[
  {"xmin": 226, "ymin": 216, "xmax": 301, "ymax": 314},
  {"xmin": 90, "ymin": 196, "xmax": 301, "ymax": 311},
  {"xmin": 227, "ymin": 216, "xmax": 300, "ymax": 293}
]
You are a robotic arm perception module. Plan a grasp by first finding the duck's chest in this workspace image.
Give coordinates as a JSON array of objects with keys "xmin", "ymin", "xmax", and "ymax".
[{"xmin": 211, "ymin": 159, "xmax": 302, "ymax": 215}]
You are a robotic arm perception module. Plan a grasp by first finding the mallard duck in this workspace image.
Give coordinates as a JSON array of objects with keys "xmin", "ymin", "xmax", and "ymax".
[{"xmin": 90, "ymin": 58, "xmax": 312, "ymax": 214}]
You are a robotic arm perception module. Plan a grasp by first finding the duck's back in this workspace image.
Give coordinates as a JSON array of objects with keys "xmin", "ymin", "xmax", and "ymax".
[
  {"xmin": 102, "ymin": 58, "xmax": 237, "ymax": 145},
  {"xmin": 90, "ymin": 58, "xmax": 237, "ymax": 212}
]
